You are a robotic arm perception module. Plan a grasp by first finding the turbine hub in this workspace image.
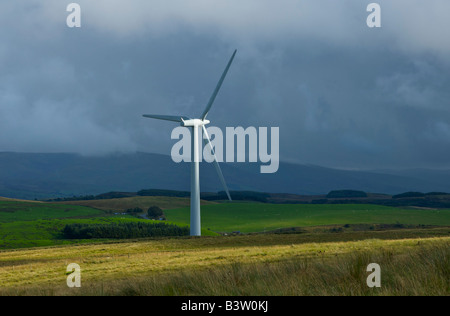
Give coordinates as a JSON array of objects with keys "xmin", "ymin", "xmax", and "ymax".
[{"xmin": 181, "ymin": 119, "xmax": 210, "ymax": 127}]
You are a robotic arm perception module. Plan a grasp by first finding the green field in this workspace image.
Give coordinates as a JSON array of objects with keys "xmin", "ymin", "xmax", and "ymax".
[
  {"xmin": 0, "ymin": 201, "xmax": 103, "ymax": 222},
  {"xmin": 1, "ymin": 199, "xmax": 450, "ymax": 250},
  {"xmin": 0, "ymin": 200, "xmax": 103, "ymax": 248},
  {"xmin": 58, "ymin": 196, "xmax": 216, "ymax": 212},
  {"xmin": 0, "ymin": 217, "xmax": 175, "ymax": 249},
  {"xmin": 0, "ymin": 199, "xmax": 202, "ymax": 249},
  {"xmin": 165, "ymin": 203, "xmax": 450, "ymax": 233}
]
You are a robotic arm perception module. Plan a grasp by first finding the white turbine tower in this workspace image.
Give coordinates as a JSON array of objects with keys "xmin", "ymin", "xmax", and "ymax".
[{"xmin": 143, "ymin": 50, "xmax": 236, "ymax": 236}]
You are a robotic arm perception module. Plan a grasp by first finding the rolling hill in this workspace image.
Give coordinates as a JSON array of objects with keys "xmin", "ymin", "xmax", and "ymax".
[{"xmin": 0, "ymin": 152, "xmax": 449, "ymax": 200}]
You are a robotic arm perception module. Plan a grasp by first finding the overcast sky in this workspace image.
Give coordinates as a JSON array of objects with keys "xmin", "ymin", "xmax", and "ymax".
[{"xmin": 0, "ymin": 0, "xmax": 449, "ymax": 170}]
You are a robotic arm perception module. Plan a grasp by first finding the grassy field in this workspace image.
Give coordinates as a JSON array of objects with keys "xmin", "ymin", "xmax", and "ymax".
[
  {"xmin": 0, "ymin": 201, "xmax": 103, "ymax": 222},
  {"xmin": 165, "ymin": 203, "xmax": 450, "ymax": 233},
  {"xmin": 0, "ymin": 232, "xmax": 448, "ymax": 295},
  {"xmin": 0, "ymin": 200, "xmax": 106, "ymax": 249},
  {"xmin": 0, "ymin": 197, "xmax": 449, "ymax": 296},
  {"xmin": 0, "ymin": 199, "xmax": 216, "ymax": 249},
  {"xmin": 58, "ymin": 196, "xmax": 216, "ymax": 212},
  {"xmin": 0, "ymin": 217, "xmax": 189, "ymax": 249},
  {"xmin": 1, "ymin": 199, "xmax": 450, "ymax": 249}
]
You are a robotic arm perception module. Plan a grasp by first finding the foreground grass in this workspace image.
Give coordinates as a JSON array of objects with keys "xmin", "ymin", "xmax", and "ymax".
[
  {"xmin": 0, "ymin": 233, "xmax": 448, "ymax": 295},
  {"xmin": 95, "ymin": 241, "xmax": 449, "ymax": 296}
]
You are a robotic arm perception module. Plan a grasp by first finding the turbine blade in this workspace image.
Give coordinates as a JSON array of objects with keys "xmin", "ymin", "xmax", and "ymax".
[
  {"xmin": 202, "ymin": 125, "xmax": 232, "ymax": 201},
  {"xmin": 142, "ymin": 114, "xmax": 189, "ymax": 122},
  {"xmin": 201, "ymin": 49, "xmax": 237, "ymax": 120}
]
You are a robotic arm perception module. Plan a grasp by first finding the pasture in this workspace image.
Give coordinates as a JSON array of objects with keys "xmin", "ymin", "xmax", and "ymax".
[
  {"xmin": 165, "ymin": 203, "xmax": 450, "ymax": 233},
  {"xmin": 1, "ymin": 199, "xmax": 450, "ymax": 249},
  {"xmin": 59, "ymin": 196, "xmax": 216, "ymax": 212},
  {"xmin": 0, "ymin": 201, "xmax": 103, "ymax": 222}
]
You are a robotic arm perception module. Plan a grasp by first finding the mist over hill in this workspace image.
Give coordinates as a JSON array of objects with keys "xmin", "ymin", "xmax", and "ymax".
[{"xmin": 0, "ymin": 152, "xmax": 448, "ymax": 200}]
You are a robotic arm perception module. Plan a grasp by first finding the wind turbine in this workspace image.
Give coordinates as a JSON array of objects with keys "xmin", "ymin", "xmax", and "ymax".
[{"xmin": 143, "ymin": 49, "xmax": 236, "ymax": 236}]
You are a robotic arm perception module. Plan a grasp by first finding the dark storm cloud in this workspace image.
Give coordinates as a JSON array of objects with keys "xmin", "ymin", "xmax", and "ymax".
[{"xmin": 0, "ymin": 0, "xmax": 449, "ymax": 168}]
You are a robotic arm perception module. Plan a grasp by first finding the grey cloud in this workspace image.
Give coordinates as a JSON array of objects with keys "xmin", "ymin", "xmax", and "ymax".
[{"xmin": 0, "ymin": 1, "xmax": 449, "ymax": 170}]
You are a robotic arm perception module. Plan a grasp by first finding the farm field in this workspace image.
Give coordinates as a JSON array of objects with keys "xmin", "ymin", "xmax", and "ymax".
[
  {"xmin": 0, "ymin": 198, "xmax": 218, "ymax": 249},
  {"xmin": 1, "ymin": 199, "xmax": 450, "ymax": 249},
  {"xmin": 58, "ymin": 196, "xmax": 216, "ymax": 212},
  {"xmin": 0, "ymin": 200, "xmax": 108, "ymax": 249},
  {"xmin": 0, "ymin": 201, "xmax": 103, "ymax": 222},
  {"xmin": 165, "ymin": 203, "xmax": 450, "ymax": 233}
]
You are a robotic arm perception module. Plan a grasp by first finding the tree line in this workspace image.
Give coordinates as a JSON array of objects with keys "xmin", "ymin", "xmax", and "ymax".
[{"xmin": 62, "ymin": 222, "xmax": 189, "ymax": 239}]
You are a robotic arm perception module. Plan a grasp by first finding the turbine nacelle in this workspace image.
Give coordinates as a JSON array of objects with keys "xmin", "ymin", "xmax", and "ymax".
[{"xmin": 181, "ymin": 118, "xmax": 210, "ymax": 127}]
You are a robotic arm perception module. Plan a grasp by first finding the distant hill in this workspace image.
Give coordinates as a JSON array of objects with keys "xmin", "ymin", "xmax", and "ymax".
[
  {"xmin": 0, "ymin": 152, "xmax": 449, "ymax": 200},
  {"xmin": 50, "ymin": 189, "xmax": 450, "ymax": 209}
]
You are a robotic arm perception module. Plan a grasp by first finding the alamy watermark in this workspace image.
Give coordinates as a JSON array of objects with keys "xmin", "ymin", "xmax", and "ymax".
[
  {"xmin": 366, "ymin": 263, "xmax": 381, "ymax": 288},
  {"xmin": 367, "ymin": 3, "xmax": 381, "ymax": 28},
  {"xmin": 66, "ymin": 263, "xmax": 81, "ymax": 288},
  {"xmin": 66, "ymin": 3, "xmax": 81, "ymax": 28},
  {"xmin": 171, "ymin": 126, "xmax": 280, "ymax": 174},
  {"xmin": 66, "ymin": 2, "xmax": 381, "ymax": 29}
]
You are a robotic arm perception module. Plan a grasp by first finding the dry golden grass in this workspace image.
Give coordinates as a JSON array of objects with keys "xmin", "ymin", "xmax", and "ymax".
[{"xmin": 0, "ymin": 234, "xmax": 448, "ymax": 295}]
